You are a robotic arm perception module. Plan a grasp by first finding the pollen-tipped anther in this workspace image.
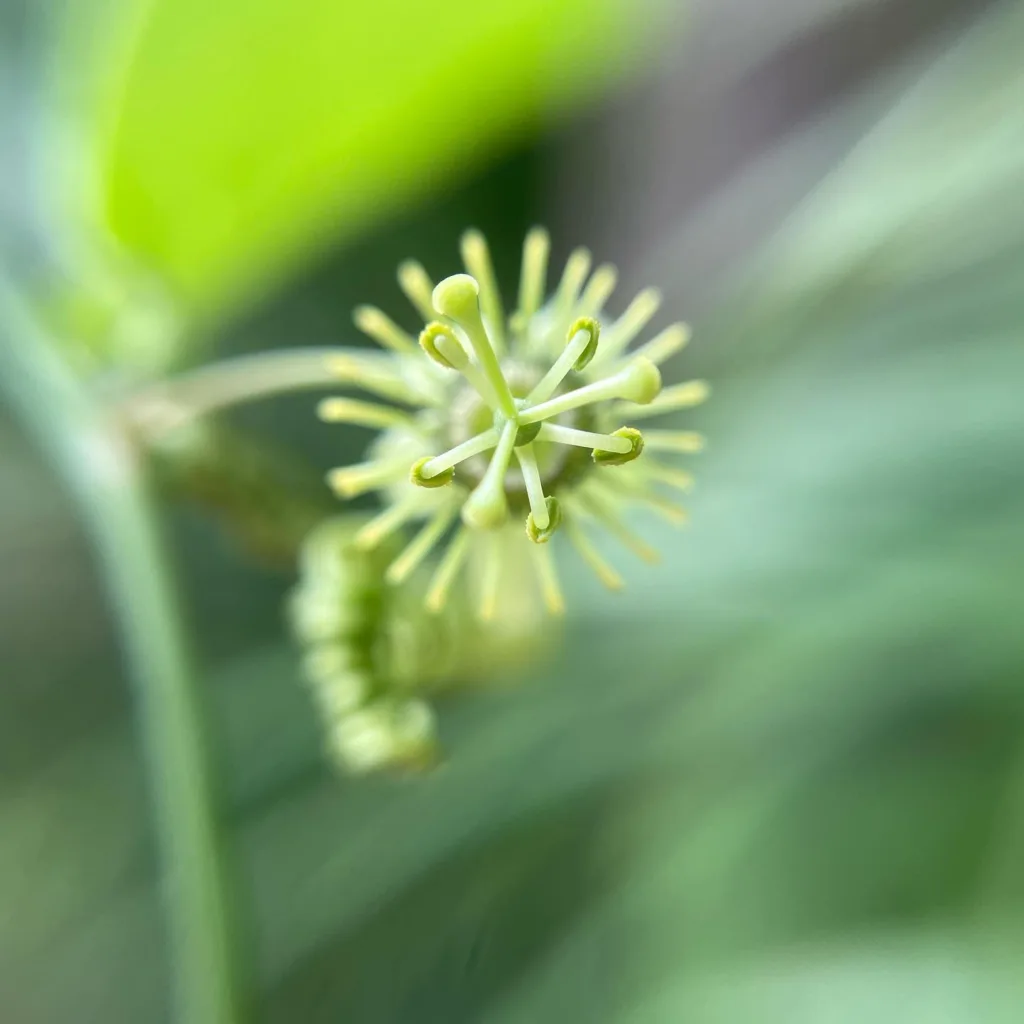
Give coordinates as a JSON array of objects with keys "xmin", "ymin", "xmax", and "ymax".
[
  {"xmin": 526, "ymin": 495, "xmax": 562, "ymax": 544},
  {"xmin": 593, "ymin": 426, "xmax": 645, "ymax": 466},
  {"xmin": 410, "ymin": 456, "xmax": 454, "ymax": 489}
]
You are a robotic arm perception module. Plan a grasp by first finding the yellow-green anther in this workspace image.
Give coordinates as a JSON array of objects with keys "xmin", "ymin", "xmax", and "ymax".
[
  {"xmin": 353, "ymin": 305, "xmax": 417, "ymax": 355},
  {"xmin": 615, "ymin": 379, "xmax": 709, "ymax": 420},
  {"xmin": 326, "ymin": 459, "xmax": 407, "ymax": 499},
  {"xmin": 525, "ymin": 322, "xmax": 596, "ymax": 405},
  {"xmin": 420, "ymin": 322, "xmax": 500, "ymax": 410},
  {"xmin": 432, "ymin": 274, "xmax": 518, "ymax": 419},
  {"xmin": 529, "ymin": 542, "xmax": 565, "ymax": 615},
  {"xmin": 578, "ymin": 264, "xmax": 618, "ymax": 316},
  {"xmin": 519, "ymin": 357, "xmax": 661, "ymax": 425},
  {"xmin": 627, "ymin": 322, "xmax": 691, "ymax": 367},
  {"xmin": 644, "ymin": 430, "xmax": 706, "ymax": 453},
  {"xmin": 354, "ymin": 497, "xmax": 423, "ymax": 550},
  {"xmin": 517, "ymin": 227, "xmax": 549, "ymax": 323},
  {"xmin": 460, "ymin": 229, "xmax": 506, "ymax": 355},
  {"xmin": 568, "ymin": 317, "xmax": 600, "ymax": 370},
  {"xmin": 326, "ymin": 353, "xmax": 437, "ymax": 407},
  {"xmin": 397, "ymin": 260, "xmax": 436, "ymax": 320},
  {"xmin": 425, "ymin": 525, "xmax": 471, "ymax": 613},
  {"xmin": 537, "ymin": 422, "xmax": 633, "ymax": 454},
  {"xmin": 611, "ymin": 357, "xmax": 662, "ymax": 403},
  {"xmin": 462, "ymin": 419, "xmax": 517, "ymax": 530},
  {"xmin": 526, "ymin": 495, "xmax": 562, "ymax": 544},
  {"xmin": 593, "ymin": 426, "xmax": 645, "ymax": 466},
  {"xmin": 515, "ymin": 443, "xmax": 549, "ymax": 530},
  {"xmin": 565, "ymin": 520, "xmax": 624, "ymax": 591},
  {"xmin": 419, "ymin": 323, "xmax": 503, "ymax": 411},
  {"xmin": 386, "ymin": 503, "xmax": 458, "ymax": 585},
  {"xmin": 317, "ymin": 397, "xmax": 413, "ymax": 430},
  {"xmin": 419, "ymin": 321, "xmax": 462, "ymax": 370},
  {"xmin": 409, "ymin": 456, "xmax": 454, "ymax": 488},
  {"xmin": 594, "ymin": 287, "xmax": 661, "ymax": 364},
  {"xmin": 420, "ymin": 426, "xmax": 499, "ymax": 479}
]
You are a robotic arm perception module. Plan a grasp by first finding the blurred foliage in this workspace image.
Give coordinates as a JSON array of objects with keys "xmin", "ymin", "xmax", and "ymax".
[
  {"xmin": 2, "ymin": 0, "xmax": 1024, "ymax": 1021},
  {"xmin": 60, "ymin": 0, "xmax": 640, "ymax": 323}
]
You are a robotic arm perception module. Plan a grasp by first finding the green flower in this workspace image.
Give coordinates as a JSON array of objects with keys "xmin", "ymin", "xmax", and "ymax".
[{"xmin": 319, "ymin": 228, "xmax": 709, "ymax": 617}]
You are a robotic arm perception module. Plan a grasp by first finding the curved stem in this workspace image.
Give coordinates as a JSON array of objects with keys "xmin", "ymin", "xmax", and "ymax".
[
  {"xmin": 122, "ymin": 346, "xmax": 344, "ymax": 438},
  {"xmin": 0, "ymin": 279, "xmax": 244, "ymax": 1024}
]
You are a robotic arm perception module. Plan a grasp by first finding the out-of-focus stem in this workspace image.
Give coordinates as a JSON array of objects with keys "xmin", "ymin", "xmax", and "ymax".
[
  {"xmin": 122, "ymin": 346, "xmax": 343, "ymax": 439},
  {"xmin": 0, "ymin": 278, "xmax": 245, "ymax": 1024}
]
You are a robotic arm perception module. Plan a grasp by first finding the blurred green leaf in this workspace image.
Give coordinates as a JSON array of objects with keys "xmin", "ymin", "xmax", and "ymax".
[{"xmin": 86, "ymin": 0, "xmax": 637, "ymax": 319}]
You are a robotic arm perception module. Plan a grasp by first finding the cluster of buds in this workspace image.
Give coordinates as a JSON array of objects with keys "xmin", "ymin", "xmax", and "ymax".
[
  {"xmin": 289, "ymin": 515, "xmax": 552, "ymax": 773},
  {"xmin": 318, "ymin": 228, "xmax": 709, "ymax": 619}
]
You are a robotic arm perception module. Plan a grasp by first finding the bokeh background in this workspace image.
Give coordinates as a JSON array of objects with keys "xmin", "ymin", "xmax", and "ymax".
[{"xmin": 2, "ymin": 0, "xmax": 1023, "ymax": 1020}]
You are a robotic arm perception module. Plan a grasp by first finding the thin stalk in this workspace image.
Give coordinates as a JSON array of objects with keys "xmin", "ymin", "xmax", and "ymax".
[{"xmin": 0, "ymin": 278, "xmax": 244, "ymax": 1024}]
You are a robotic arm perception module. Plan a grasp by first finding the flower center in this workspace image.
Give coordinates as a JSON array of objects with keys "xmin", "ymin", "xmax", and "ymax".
[{"xmin": 445, "ymin": 358, "xmax": 591, "ymax": 496}]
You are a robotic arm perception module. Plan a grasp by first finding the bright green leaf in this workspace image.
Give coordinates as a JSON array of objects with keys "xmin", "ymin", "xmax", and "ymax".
[{"xmin": 84, "ymin": 0, "xmax": 639, "ymax": 318}]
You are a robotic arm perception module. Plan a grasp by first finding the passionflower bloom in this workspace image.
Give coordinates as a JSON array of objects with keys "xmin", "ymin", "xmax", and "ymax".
[{"xmin": 318, "ymin": 228, "xmax": 709, "ymax": 619}]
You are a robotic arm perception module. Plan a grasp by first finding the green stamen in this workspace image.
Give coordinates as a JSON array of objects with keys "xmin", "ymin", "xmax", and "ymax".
[
  {"xmin": 432, "ymin": 274, "xmax": 517, "ymax": 419},
  {"xmin": 386, "ymin": 503, "xmax": 458, "ymax": 585},
  {"xmin": 355, "ymin": 497, "xmax": 424, "ymax": 550},
  {"xmin": 515, "ymin": 443, "xmax": 550, "ymax": 530},
  {"xmin": 326, "ymin": 352, "xmax": 437, "ymax": 407},
  {"xmin": 644, "ymin": 429, "xmax": 706, "ymax": 453},
  {"xmin": 578, "ymin": 264, "xmax": 618, "ymax": 316},
  {"xmin": 317, "ymin": 397, "xmax": 413, "ymax": 431},
  {"xmin": 420, "ymin": 321, "xmax": 500, "ymax": 410},
  {"xmin": 461, "ymin": 229, "xmax": 506, "ymax": 355},
  {"xmin": 592, "ymin": 287, "xmax": 661, "ymax": 365},
  {"xmin": 519, "ymin": 358, "xmax": 661, "ymax": 425},
  {"xmin": 626, "ymin": 322, "xmax": 690, "ymax": 367},
  {"xmin": 526, "ymin": 322, "xmax": 596, "ymax": 405},
  {"xmin": 353, "ymin": 305, "xmax": 417, "ymax": 355},
  {"xmin": 326, "ymin": 459, "xmax": 407, "ymax": 499},
  {"xmin": 565, "ymin": 520, "xmax": 624, "ymax": 591},
  {"xmin": 425, "ymin": 526, "xmax": 471, "ymax": 613},
  {"xmin": 421, "ymin": 426, "xmax": 500, "ymax": 479},
  {"xmin": 397, "ymin": 260, "xmax": 436, "ymax": 320},
  {"xmin": 616, "ymin": 379, "xmax": 710, "ymax": 420},
  {"xmin": 462, "ymin": 419, "xmax": 517, "ymax": 530},
  {"xmin": 537, "ymin": 422, "xmax": 632, "ymax": 454},
  {"xmin": 517, "ymin": 227, "xmax": 549, "ymax": 326},
  {"xmin": 530, "ymin": 542, "xmax": 565, "ymax": 616}
]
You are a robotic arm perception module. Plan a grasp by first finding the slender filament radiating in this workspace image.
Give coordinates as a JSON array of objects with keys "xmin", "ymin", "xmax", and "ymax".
[
  {"xmin": 566, "ymin": 520, "xmax": 624, "ymax": 591},
  {"xmin": 317, "ymin": 397, "xmax": 414, "ymax": 431},
  {"xmin": 515, "ymin": 444, "xmax": 549, "ymax": 530},
  {"xmin": 386, "ymin": 503, "xmax": 458, "ymax": 585},
  {"xmin": 614, "ymin": 380, "xmax": 709, "ymax": 420},
  {"xmin": 530, "ymin": 542, "xmax": 565, "ymax": 615},
  {"xmin": 461, "ymin": 230, "xmax": 506, "ymax": 355},
  {"xmin": 425, "ymin": 526, "xmax": 471, "ymax": 613},
  {"xmin": 526, "ymin": 328, "xmax": 592, "ymax": 405},
  {"xmin": 537, "ymin": 423, "xmax": 632, "ymax": 454},
  {"xmin": 421, "ymin": 427, "xmax": 500, "ymax": 479},
  {"xmin": 397, "ymin": 260, "xmax": 436, "ymax": 320}
]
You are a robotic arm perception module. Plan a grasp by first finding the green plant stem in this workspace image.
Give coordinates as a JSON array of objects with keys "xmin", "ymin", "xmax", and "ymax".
[
  {"xmin": 122, "ymin": 347, "xmax": 342, "ymax": 439},
  {"xmin": 0, "ymin": 278, "xmax": 244, "ymax": 1024}
]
